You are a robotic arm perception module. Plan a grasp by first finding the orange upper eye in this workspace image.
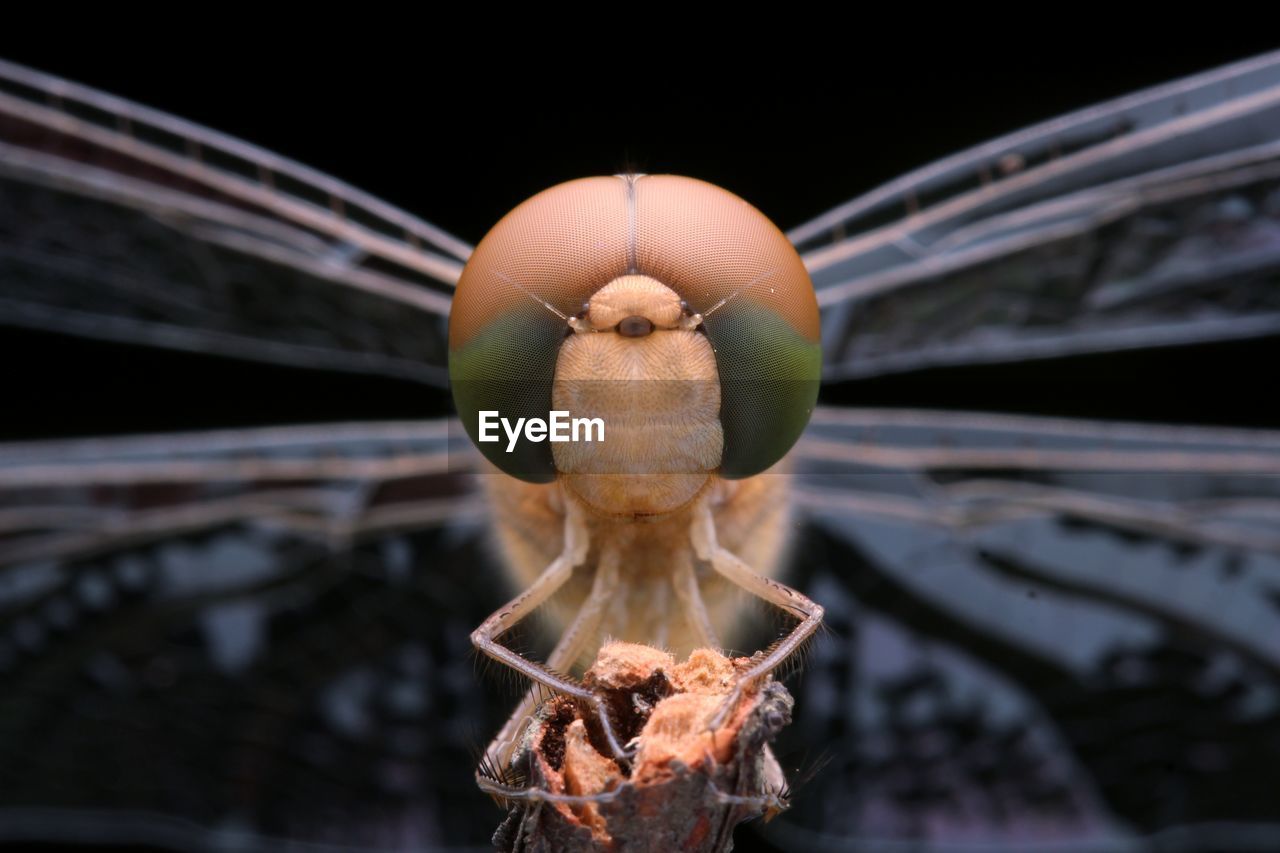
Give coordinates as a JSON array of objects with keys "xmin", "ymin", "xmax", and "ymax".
[{"xmin": 449, "ymin": 174, "xmax": 821, "ymax": 482}]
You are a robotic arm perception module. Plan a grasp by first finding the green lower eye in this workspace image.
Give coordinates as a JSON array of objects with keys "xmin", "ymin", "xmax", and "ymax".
[
  {"xmin": 705, "ymin": 302, "xmax": 822, "ymax": 478},
  {"xmin": 450, "ymin": 308, "xmax": 562, "ymax": 483}
]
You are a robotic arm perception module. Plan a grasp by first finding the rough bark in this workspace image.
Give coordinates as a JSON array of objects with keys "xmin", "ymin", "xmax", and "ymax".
[{"xmin": 490, "ymin": 642, "xmax": 793, "ymax": 852}]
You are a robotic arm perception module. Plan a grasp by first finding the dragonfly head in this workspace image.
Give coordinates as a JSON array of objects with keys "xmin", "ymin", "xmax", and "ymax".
[{"xmin": 449, "ymin": 174, "xmax": 822, "ymax": 492}]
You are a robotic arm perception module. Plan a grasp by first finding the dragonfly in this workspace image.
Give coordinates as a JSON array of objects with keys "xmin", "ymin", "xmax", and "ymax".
[{"xmin": 2, "ymin": 52, "xmax": 1280, "ymax": 852}]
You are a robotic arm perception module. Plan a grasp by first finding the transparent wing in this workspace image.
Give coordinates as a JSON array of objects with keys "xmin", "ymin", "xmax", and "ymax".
[
  {"xmin": 798, "ymin": 50, "xmax": 1280, "ymax": 380},
  {"xmin": 0, "ymin": 59, "xmax": 464, "ymax": 385},
  {"xmin": 0, "ymin": 423, "xmax": 518, "ymax": 851},
  {"xmin": 0, "ymin": 60, "xmax": 513, "ymax": 849},
  {"xmin": 0, "ymin": 420, "xmax": 483, "ymax": 566},
  {"xmin": 771, "ymin": 49, "xmax": 1280, "ymax": 849},
  {"xmin": 771, "ymin": 409, "xmax": 1280, "ymax": 849}
]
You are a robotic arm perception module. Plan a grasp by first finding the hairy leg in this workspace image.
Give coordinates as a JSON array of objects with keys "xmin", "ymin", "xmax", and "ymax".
[
  {"xmin": 689, "ymin": 499, "xmax": 823, "ymax": 726},
  {"xmin": 671, "ymin": 552, "xmax": 721, "ymax": 651},
  {"xmin": 481, "ymin": 541, "xmax": 622, "ymax": 769},
  {"xmin": 471, "ymin": 498, "xmax": 633, "ymax": 762}
]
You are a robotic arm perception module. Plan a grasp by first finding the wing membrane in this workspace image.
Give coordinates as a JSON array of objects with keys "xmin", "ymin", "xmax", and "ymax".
[
  {"xmin": 0, "ymin": 59, "xmax": 465, "ymax": 384},
  {"xmin": 0, "ymin": 421, "xmax": 510, "ymax": 849},
  {"xmin": 777, "ymin": 408, "xmax": 1280, "ymax": 846},
  {"xmin": 798, "ymin": 51, "xmax": 1280, "ymax": 379},
  {"xmin": 0, "ymin": 419, "xmax": 483, "ymax": 566}
]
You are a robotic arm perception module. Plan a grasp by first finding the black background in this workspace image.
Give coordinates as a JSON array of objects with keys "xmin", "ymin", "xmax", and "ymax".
[{"xmin": 2, "ymin": 35, "xmax": 1279, "ymax": 438}]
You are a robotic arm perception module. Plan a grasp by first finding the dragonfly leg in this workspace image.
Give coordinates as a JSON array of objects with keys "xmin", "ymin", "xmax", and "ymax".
[
  {"xmin": 471, "ymin": 499, "xmax": 633, "ymax": 764},
  {"xmin": 690, "ymin": 500, "xmax": 823, "ymax": 728},
  {"xmin": 480, "ymin": 541, "xmax": 622, "ymax": 771},
  {"xmin": 672, "ymin": 553, "xmax": 722, "ymax": 651}
]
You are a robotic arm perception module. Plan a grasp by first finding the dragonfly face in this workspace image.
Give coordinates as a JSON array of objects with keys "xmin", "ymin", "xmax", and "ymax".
[
  {"xmin": 448, "ymin": 173, "xmax": 821, "ymax": 489},
  {"xmin": 3, "ymin": 53, "xmax": 1280, "ymax": 851}
]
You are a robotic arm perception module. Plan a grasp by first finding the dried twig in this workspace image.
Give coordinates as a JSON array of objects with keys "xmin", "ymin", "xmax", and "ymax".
[{"xmin": 486, "ymin": 642, "xmax": 794, "ymax": 852}]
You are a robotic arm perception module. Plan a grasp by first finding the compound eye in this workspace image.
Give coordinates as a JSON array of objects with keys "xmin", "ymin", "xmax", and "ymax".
[
  {"xmin": 448, "ymin": 177, "xmax": 635, "ymax": 483},
  {"xmin": 630, "ymin": 176, "xmax": 821, "ymax": 478}
]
